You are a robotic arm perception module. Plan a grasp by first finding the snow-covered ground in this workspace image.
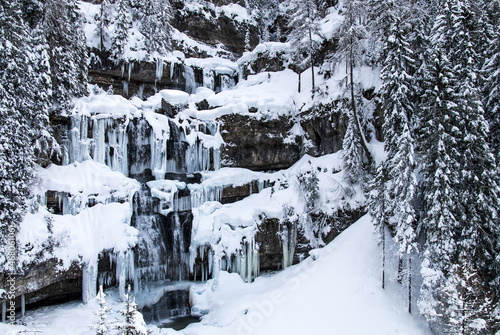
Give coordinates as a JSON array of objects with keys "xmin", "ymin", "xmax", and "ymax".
[{"xmin": 1, "ymin": 215, "xmax": 431, "ymax": 335}]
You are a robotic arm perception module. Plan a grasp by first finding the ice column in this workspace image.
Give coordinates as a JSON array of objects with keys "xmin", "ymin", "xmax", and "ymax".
[
  {"xmin": 282, "ymin": 221, "xmax": 297, "ymax": 269},
  {"xmin": 116, "ymin": 250, "xmax": 137, "ymax": 301},
  {"xmin": 82, "ymin": 257, "xmax": 98, "ymax": 304},
  {"xmin": 232, "ymin": 239, "xmax": 260, "ymax": 283}
]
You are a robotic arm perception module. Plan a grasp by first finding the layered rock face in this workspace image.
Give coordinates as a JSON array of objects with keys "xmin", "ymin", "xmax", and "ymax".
[{"xmin": 7, "ymin": 0, "xmax": 374, "ymax": 316}]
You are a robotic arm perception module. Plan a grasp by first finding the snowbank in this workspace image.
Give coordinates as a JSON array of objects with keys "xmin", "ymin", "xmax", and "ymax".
[
  {"xmin": 188, "ymin": 215, "xmax": 432, "ymax": 335},
  {"xmin": 19, "ymin": 203, "xmax": 137, "ymax": 268},
  {"xmin": 189, "ymin": 153, "xmax": 365, "ymax": 273},
  {"xmin": 5, "ymin": 216, "xmax": 431, "ymax": 335}
]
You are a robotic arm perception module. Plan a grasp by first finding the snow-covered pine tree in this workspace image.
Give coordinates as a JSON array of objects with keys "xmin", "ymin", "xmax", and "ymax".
[
  {"xmin": 110, "ymin": 0, "xmax": 132, "ymax": 63},
  {"xmin": 367, "ymin": 162, "xmax": 390, "ymax": 289},
  {"xmin": 379, "ymin": 13, "xmax": 418, "ymax": 313},
  {"xmin": 140, "ymin": 0, "xmax": 173, "ymax": 57},
  {"xmin": 335, "ymin": 0, "xmax": 373, "ymax": 166},
  {"xmin": 29, "ymin": 26, "xmax": 60, "ymax": 166},
  {"xmin": 342, "ymin": 107, "xmax": 366, "ymax": 184},
  {"xmin": 287, "ymin": 0, "xmax": 321, "ymax": 91},
  {"xmin": 20, "ymin": 0, "xmax": 44, "ymax": 28},
  {"xmin": 91, "ymin": 285, "xmax": 112, "ymax": 335},
  {"xmin": 245, "ymin": 26, "xmax": 251, "ymax": 51},
  {"xmin": 43, "ymin": 0, "xmax": 88, "ymax": 115},
  {"xmin": 367, "ymin": 0, "xmax": 397, "ymax": 64},
  {"xmin": 482, "ymin": 11, "xmax": 500, "ymax": 166},
  {"xmin": 441, "ymin": 253, "xmax": 499, "ymax": 334},
  {"xmin": 95, "ymin": 0, "xmax": 112, "ymax": 52},
  {"xmin": 447, "ymin": 3, "xmax": 500, "ymax": 330},
  {"xmin": 417, "ymin": 3, "xmax": 464, "ymax": 331},
  {"xmin": 0, "ymin": 0, "xmax": 38, "ymax": 271},
  {"xmin": 115, "ymin": 285, "xmax": 150, "ymax": 335}
]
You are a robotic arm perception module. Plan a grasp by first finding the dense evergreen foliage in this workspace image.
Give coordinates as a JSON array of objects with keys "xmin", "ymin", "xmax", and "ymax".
[{"xmin": 0, "ymin": 0, "xmax": 498, "ymax": 333}]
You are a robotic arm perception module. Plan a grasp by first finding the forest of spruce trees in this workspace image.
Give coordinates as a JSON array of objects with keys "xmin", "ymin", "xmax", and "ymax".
[{"xmin": 1, "ymin": 0, "xmax": 500, "ymax": 334}]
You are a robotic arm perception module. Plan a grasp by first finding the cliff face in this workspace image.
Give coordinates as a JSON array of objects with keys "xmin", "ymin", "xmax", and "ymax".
[{"xmin": 8, "ymin": 0, "xmax": 375, "ymax": 313}]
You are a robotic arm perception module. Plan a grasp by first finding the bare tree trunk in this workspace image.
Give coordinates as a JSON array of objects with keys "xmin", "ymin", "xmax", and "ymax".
[
  {"xmin": 298, "ymin": 71, "xmax": 301, "ymax": 93},
  {"xmin": 349, "ymin": 46, "xmax": 373, "ymax": 166},
  {"xmin": 346, "ymin": 4, "xmax": 372, "ymax": 166},
  {"xmin": 382, "ymin": 226, "xmax": 385, "ymax": 290},
  {"xmin": 408, "ymin": 256, "xmax": 412, "ymax": 314}
]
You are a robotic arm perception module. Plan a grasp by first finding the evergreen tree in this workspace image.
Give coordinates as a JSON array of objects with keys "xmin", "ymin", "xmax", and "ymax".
[
  {"xmin": 335, "ymin": 0, "xmax": 373, "ymax": 165},
  {"xmin": 342, "ymin": 107, "xmax": 366, "ymax": 184},
  {"xmin": 440, "ymin": 254, "xmax": 498, "ymax": 334},
  {"xmin": 92, "ymin": 285, "xmax": 111, "ymax": 335},
  {"xmin": 0, "ymin": 0, "xmax": 37, "ymax": 270},
  {"xmin": 43, "ymin": 0, "xmax": 88, "ymax": 114},
  {"xmin": 140, "ymin": 0, "xmax": 173, "ymax": 56},
  {"xmin": 379, "ymin": 14, "xmax": 418, "ymax": 258},
  {"xmin": 287, "ymin": 0, "xmax": 321, "ymax": 91},
  {"xmin": 95, "ymin": 0, "xmax": 112, "ymax": 52},
  {"xmin": 245, "ymin": 26, "xmax": 251, "ymax": 52},
  {"xmin": 111, "ymin": 0, "xmax": 132, "ymax": 63},
  {"xmin": 417, "ymin": 8, "xmax": 462, "ymax": 328},
  {"xmin": 448, "ymin": 3, "xmax": 500, "ymax": 322},
  {"xmin": 115, "ymin": 285, "xmax": 150, "ymax": 335},
  {"xmin": 367, "ymin": 162, "xmax": 390, "ymax": 289},
  {"xmin": 367, "ymin": 0, "xmax": 397, "ymax": 64},
  {"xmin": 483, "ymin": 16, "xmax": 500, "ymax": 166}
]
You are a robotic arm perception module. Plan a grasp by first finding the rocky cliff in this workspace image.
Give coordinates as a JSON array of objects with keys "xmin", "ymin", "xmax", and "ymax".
[{"xmin": 3, "ymin": 0, "xmax": 377, "ymax": 316}]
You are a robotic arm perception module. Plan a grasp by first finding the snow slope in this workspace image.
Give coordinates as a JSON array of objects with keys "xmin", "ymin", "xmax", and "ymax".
[
  {"xmin": 186, "ymin": 215, "xmax": 431, "ymax": 335},
  {"xmin": 1, "ymin": 215, "xmax": 431, "ymax": 335}
]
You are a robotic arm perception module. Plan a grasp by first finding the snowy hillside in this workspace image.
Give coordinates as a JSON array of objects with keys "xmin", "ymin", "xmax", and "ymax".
[
  {"xmin": 2, "ymin": 0, "xmax": 499, "ymax": 333},
  {"xmin": 0, "ymin": 215, "xmax": 432, "ymax": 335}
]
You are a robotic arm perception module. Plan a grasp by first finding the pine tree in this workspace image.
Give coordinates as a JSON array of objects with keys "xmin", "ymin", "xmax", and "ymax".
[
  {"xmin": 448, "ymin": 2, "xmax": 500, "ymax": 320},
  {"xmin": 440, "ymin": 254, "xmax": 498, "ymax": 334},
  {"xmin": 483, "ymin": 15, "xmax": 500, "ymax": 166},
  {"xmin": 342, "ymin": 107, "xmax": 366, "ymax": 184},
  {"xmin": 245, "ymin": 26, "xmax": 251, "ymax": 52},
  {"xmin": 287, "ymin": 0, "xmax": 321, "ymax": 91},
  {"xmin": 367, "ymin": 162, "xmax": 390, "ymax": 289},
  {"xmin": 92, "ymin": 286, "xmax": 112, "ymax": 335},
  {"xmin": 375, "ymin": 14, "xmax": 419, "ymax": 314},
  {"xmin": 335, "ymin": 0, "xmax": 373, "ymax": 165},
  {"xmin": 379, "ymin": 14, "xmax": 418, "ymax": 258},
  {"xmin": 0, "ymin": 0, "xmax": 37, "ymax": 270},
  {"xmin": 43, "ymin": 0, "xmax": 88, "ymax": 114},
  {"xmin": 367, "ymin": 0, "xmax": 397, "ymax": 64},
  {"xmin": 140, "ymin": 0, "xmax": 173, "ymax": 57},
  {"xmin": 417, "ymin": 8, "xmax": 462, "ymax": 328},
  {"xmin": 29, "ymin": 26, "xmax": 60, "ymax": 166},
  {"xmin": 115, "ymin": 285, "xmax": 150, "ymax": 335},
  {"xmin": 110, "ymin": 0, "xmax": 132, "ymax": 63},
  {"xmin": 95, "ymin": 0, "xmax": 112, "ymax": 52}
]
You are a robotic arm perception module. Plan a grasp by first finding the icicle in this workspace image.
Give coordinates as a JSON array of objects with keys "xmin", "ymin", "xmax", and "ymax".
[
  {"xmin": 123, "ymin": 80, "xmax": 129, "ymax": 96},
  {"xmin": 116, "ymin": 252, "xmax": 127, "ymax": 301},
  {"xmin": 93, "ymin": 118, "xmax": 106, "ymax": 165},
  {"xmin": 170, "ymin": 62, "xmax": 175, "ymax": 80},
  {"xmin": 201, "ymin": 262, "xmax": 205, "ymax": 282},
  {"xmin": 129, "ymin": 250, "xmax": 139, "ymax": 293},
  {"xmin": 128, "ymin": 62, "xmax": 134, "ymax": 82},
  {"xmin": 155, "ymin": 58, "xmax": 164, "ymax": 83},
  {"xmin": 184, "ymin": 65, "xmax": 197, "ymax": 94},
  {"xmin": 2, "ymin": 301, "xmax": 6, "ymax": 322},
  {"xmin": 247, "ymin": 242, "xmax": 252, "ymax": 283},
  {"xmin": 82, "ymin": 257, "xmax": 98, "ymax": 304},
  {"xmin": 21, "ymin": 294, "xmax": 25, "ymax": 317}
]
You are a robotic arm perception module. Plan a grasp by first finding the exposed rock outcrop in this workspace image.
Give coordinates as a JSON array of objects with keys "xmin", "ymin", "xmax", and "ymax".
[{"xmin": 218, "ymin": 114, "xmax": 302, "ymax": 171}]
